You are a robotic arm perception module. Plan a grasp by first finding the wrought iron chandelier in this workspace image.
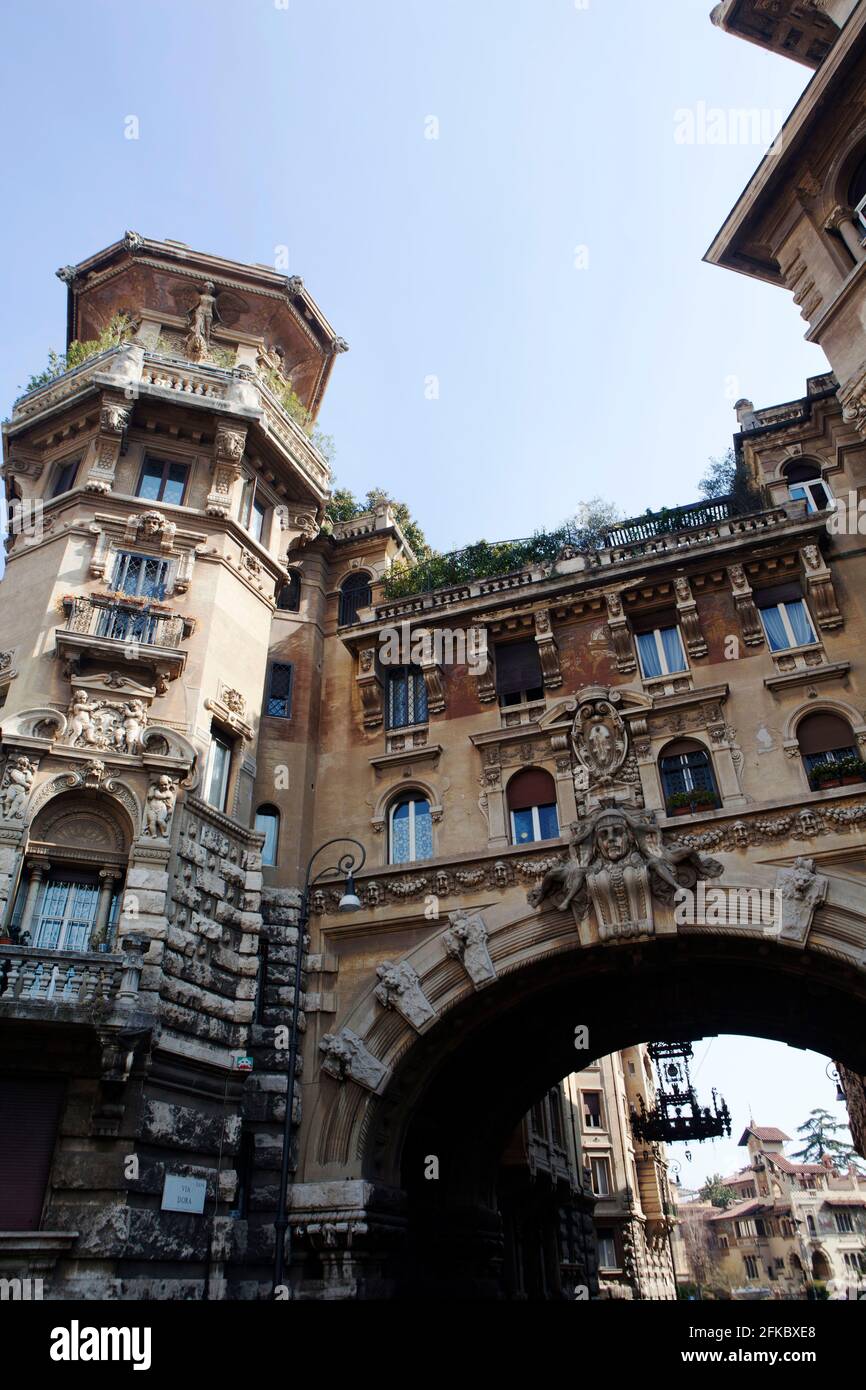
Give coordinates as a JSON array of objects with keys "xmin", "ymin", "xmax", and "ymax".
[{"xmin": 631, "ymin": 1041, "xmax": 731, "ymax": 1145}]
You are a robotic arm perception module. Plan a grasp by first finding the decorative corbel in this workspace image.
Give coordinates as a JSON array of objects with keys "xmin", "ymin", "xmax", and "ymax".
[
  {"xmin": 279, "ymin": 503, "xmax": 320, "ymax": 555},
  {"xmin": 206, "ymin": 419, "xmax": 247, "ymax": 517},
  {"xmin": 534, "ymin": 607, "xmax": 562, "ymax": 688},
  {"xmin": 357, "ymin": 647, "xmax": 384, "ymax": 728},
  {"xmin": 83, "ymin": 394, "xmax": 132, "ymax": 494},
  {"xmin": 728, "ymin": 565, "xmax": 764, "ymax": 647},
  {"xmin": 605, "ymin": 592, "xmax": 636, "ymax": 674},
  {"xmin": 800, "ymin": 545, "xmax": 843, "ymax": 630},
  {"xmin": 472, "ymin": 626, "xmax": 497, "ymax": 703},
  {"xmin": 673, "ymin": 576, "xmax": 707, "ymax": 658}
]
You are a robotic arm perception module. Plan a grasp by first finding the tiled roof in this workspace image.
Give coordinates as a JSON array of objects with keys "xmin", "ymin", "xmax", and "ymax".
[{"xmin": 738, "ymin": 1125, "xmax": 790, "ymax": 1145}]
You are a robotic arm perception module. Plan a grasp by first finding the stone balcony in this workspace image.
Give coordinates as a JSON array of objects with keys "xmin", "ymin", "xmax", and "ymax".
[
  {"xmin": 371, "ymin": 500, "xmax": 815, "ymax": 625},
  {"xmin": 7, "ymin": 343, "xmax": 331, "ymax": 503},
  {"xmin": 56, "ymin": 595, "xmax": 189, "ymax": 689},
  {"xmin": 0, "ymin": 941, "xmax": 147, "ymax": 1026}
]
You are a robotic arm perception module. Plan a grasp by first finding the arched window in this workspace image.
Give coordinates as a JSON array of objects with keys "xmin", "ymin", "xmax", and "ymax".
[
  {"xmin": 276, "ymin": 572, "xmax": 301, "ymax": 612},
  {"xmin": 386, "ymin": 665, "xmax": 428, "ymax": 729},
  {"xmin": 506, "ymin": 768, "xmax": 559, "ymax": 845},
  {"xmin": 659, "ymin": 740, "xmax": 721, "ymax": 813},
  {"xmin": 338, "ymin": 572, "xmax": 371, "ymax": 626},
  {"xmin": 8, "ymin": 794, "xmax": 128, "ymax": 953},
  {"xmin": 782, "ymin": 460, "xmax": 833, "ymax": 513},
  {"xmin": 388, "ymin": 793, "xmax": 433, "ymax": 864},
  {"xmin": 797, "ymin": 712, "xmax": 864, "ymax": 788},
  {"xmin": 254, "ymin": 805, "xmax": 280, "ymax": 866}
]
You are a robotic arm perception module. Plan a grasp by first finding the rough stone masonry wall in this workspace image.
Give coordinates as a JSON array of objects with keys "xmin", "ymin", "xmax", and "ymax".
[{"xmin": 228, "ymin": 884, "xmax": 304, "ymax": 1297}]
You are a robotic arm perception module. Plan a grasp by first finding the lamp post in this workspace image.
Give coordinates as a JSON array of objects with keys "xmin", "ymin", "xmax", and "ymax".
[{"xmin": 271, "ymin": 836, "xmax": 365, "ymax": 1297}]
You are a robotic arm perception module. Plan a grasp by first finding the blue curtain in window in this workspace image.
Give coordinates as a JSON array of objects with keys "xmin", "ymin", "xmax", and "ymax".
[
  {"xmin": 761, "ymin": 605, "xmax": 789, "ymax": 652},
  {"xmin": 391, "ymin": 800, "xmax": 411, "ymax": 863},
  {"xmin": 660, "ymin": 626, "xmax": 686, "ymax": 673},
  {"xmin": 413, "ymin": 800, "xmax": 433, "ymax": 860},
  {"xmin": 786, "ymin": 600, "xmax": 815, "ymax": 647},
  {"xmin": 636, "ymin": 632, "xmax": 662, "ymax": 678}
]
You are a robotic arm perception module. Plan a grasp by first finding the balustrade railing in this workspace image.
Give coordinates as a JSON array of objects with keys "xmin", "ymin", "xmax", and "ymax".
[
  {"xmin": 0, "ymin": 946, "xmax": 139, "ymax": 1008},
  {"xmin": 63, "ymin": 596, "xmax": 185, "ymax": 649}
]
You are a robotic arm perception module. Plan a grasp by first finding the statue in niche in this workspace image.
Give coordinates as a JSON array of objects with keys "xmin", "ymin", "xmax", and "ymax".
[
  {"xmin": 528, "ymin": 801, "xmax": 723, "ymax": 941},
  {"xmin": 142, "ymin": 775, "xmax": 176, "ymax": 838},
  {"xmin": 0, "ymin": 756, "xmax": 35, "ymax": 820},
  {"xmin": 185, "ymin": 281, "xmax": 219, "ymax": 361}
]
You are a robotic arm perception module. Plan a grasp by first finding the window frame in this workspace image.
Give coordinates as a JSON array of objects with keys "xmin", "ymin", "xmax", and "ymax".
[
  {"xmin": 590, "ymin": 1155, "xmax": 612, "ymax": 1198},
  {"xmin": 494, "ymin": 639, "xmax": 545, "ymax": 708},
  {"xmin": 596, "ymin": 1228, "xmax": 617, "ymax": 1270},
  {"xmin": 635, "ymin": 623, "xmax": 688, "ymax": 680},
  {"xmin": 50, "ymin": 456, "xmax": 81, "ymax": 498},
  {"xmin": 581, "ymin": 1090, "xmax": 604, "ymax": 1131},
  {"xmin": 240, "ymin": 475, "xmax": 269, "ymax": 545},
  {"xmin": 277, "ymin": 572, "xmax": 301, "ymax": 612},
  {"xmin": 508, "ymin": 802, "xmax": 559, "ymax": 846},
  {"xmin": 254, "ymin": 805, "xmax": 280, "ymax": 867},
  {"xmin": 136, "ymin": 455, "xmax": 190, "ymax": 506},
  {"xmin": 265, "ymin": 662, "xmax": 293, "ymax": 719},
  {"xmin": 111, "ymin": 550, "xmax": 171, "ymax": 600},
  {"xmin": 388, "ymin": 793, "xmax": 433, "ymax": 864},
  {"xmin": 338, "ymin": 572, "xmax": 372, "ymax": 627},
  {"xmin": 386, "ymin": 665, "xmax": 428, "ymax": 730},
  {"xmin": 205, "ymin": 731, "xmax": 233, "ymax": 813},
  {"xmin": 757, "ymin": 597, "xmax": 817, "ymax": 652}
]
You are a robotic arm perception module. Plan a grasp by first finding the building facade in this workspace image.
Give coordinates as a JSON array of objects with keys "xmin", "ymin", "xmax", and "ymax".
[
  {"xmin": 2, "ymin": 0, "xmax": 866, "ymax": 1302},
  {"xmin": 674, "ymin": 1124, "xmax": 866, "ymax": 1298}
]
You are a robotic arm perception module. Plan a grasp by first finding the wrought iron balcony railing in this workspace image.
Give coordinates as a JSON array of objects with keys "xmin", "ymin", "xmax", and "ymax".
[{"xmin": 62, "ymin": 595, "xmax": 185, "ymax": 648}]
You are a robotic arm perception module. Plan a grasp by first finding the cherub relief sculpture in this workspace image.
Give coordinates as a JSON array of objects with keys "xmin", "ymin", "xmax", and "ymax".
[
  {"xmin": 65, "ymin": 690, "xmax": 149, "ymax": 754},
  {"xmin": 142, "ymin": 775, "xmax": 176, "ymax": 838},
  {"xmin": 527, "ymin": 801, "xmax": 723, "ymax": 941},
  {"xmin": 0, "ymin": 756, "xmax": 35, "ymax": 820}
]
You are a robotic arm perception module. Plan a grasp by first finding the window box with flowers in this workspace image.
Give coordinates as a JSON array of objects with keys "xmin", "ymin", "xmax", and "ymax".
[
  {"xmin": 665, "ymin": 788, "xmax": 721, "ymax": 816},
  {"xmin": 809, "ymin": 757, "xmax": 866, "ymax": 791}
]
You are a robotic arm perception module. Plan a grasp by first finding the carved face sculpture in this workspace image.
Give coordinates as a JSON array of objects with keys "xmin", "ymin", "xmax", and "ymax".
[{"xmin": 595, "ymin": 820, "xmax": 630, "ymax": 863}]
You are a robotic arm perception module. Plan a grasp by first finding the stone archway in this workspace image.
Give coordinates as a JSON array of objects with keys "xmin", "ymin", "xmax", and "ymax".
[{"xmin": 292, "ymin": 863, "xmax": 866, "ymax": 1299}]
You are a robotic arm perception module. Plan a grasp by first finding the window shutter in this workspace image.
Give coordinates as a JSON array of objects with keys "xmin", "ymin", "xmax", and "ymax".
[
  {"xmin": 631, "ymin": 608, "xmax": 678, "ymax": 635},
  {"xmin": 0, "ymin": 1078, "xmax": 65, "ymax": 1230},
  {"xmin": 495, "ymin": 640, "xmax": 543, "ymax": 696},
  {"xmin": 754, "ymin": 583, "xmax": 803, "ymax": 609},
  {"xmin": 507, "ymin": 768, "xmax": 556, "ymax": 810},
  {"xmin": 797, "ymin": 713, "xmax": 855, "ymax": 755}
]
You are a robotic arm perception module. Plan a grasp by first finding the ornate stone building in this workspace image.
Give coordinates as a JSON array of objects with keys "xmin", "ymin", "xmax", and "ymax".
[{"xmin": 3, "ymin": 1, "xmax": 866, "ymax": 1302}]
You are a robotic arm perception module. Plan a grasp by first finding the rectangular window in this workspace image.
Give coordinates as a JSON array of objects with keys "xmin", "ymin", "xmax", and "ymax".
[
  {"xmin": 136, "ymin": 456, "xmax": 189, "ymax": 506},
  {"xmin": 636, "ymin": 625, "xmax": 687, "ymax": 679},
  {"xmin": 387, "ymin": 666, "xmax": 428, "ymax": 729},
  {"xmin": 744, "ymin": 1256, "xmax": 760, "ymax": 1280},
  {"xmin": 548, "ymin": 1089, "xmax": 564, "ymax": 1147},
  {"xmin": 582, "ymin": 1092, "xmax": 603, "ymax": 1130},
  {"xmin": 240, "ymin": 477, "xmax": 267, "ymax": 544},
  {"xmin": 0, "ymin": 1078, "xmax": 65, "ymax": 1231},
  {"xmin": 835, "ymin": 1209, "xmax": 856, "ymax": 1234},
  {"xmin": 590, "ymin": 1156, "xmax": 611, "ymax": 1198},
  {"xmin": 31, "ymin": 873, "xmax": 102, "ymax": 953},
  {"xmin": 510, "ymin": 803, "xmax": 559, "ymax": 845},
  {"xmin": 755, "ymin": 585, "xmax": 817, "ymax": 651},
  {"xmin": 596, "ymin": 1229, "xmax": 617, "ymax": 1269},
  {"xmin": 50, "ymin": 457, "xmax": 80, "ymax": 497},
  {"xmin": 205, "ymin": 733, "xmax": 232, "ymax": 812},
  {"xmin": 266, "ymin": 662, "xmax": 293, "ymax": 718},
  {"xmin": 495, "ymin": 640, "xmax": 545, "ymax": 706},
  {"xmin": 111, "ymin": 551, "xmax": 170, "ymax": 599}
]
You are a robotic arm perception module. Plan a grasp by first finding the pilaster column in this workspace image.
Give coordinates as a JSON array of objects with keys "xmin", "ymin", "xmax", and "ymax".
[
  {"xmin": 825, "ymin": 205, "xmax": 866, "ymax": 264},
  {"xmin": 91, "ymin": 868, "xmax": 120, "ymax": 948},
  {"xmin": 18, "ymin": 859, "xmax": 49, "ymax": 942}
]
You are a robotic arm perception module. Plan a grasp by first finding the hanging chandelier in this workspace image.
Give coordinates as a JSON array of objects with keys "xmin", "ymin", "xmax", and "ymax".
[{"xmin": 631, "ymin": 1041, "xmax": 731, "ymax": 1145}]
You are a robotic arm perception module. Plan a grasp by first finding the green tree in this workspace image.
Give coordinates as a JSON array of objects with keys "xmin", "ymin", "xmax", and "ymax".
[
  {"xmin": 792, "ymin": 1108, "xmax": 861, "ymax": 1167},
  {"xmin": 23, "ymin": 312, "xmax": 135, "ymax": 393},
  {"xmin": 699, "ymin": 1174, "xmax": 735, "ymax": 1209},
  {"xmin": 698, "ymin": 447, "xmax": 761, "ymax": 516},
  {"xmin": 323, "ymin": 484, "xmax": 430, "ymax": 558}
]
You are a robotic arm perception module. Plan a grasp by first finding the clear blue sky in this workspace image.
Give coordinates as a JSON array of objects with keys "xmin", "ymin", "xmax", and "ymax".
[
  {"xmin": 1, "ymin": 0, "xmax": 827, "ymax": 549},
  {"xmin": 0, "ymin": 2, "xmax": 843, "ymax": 1149}
]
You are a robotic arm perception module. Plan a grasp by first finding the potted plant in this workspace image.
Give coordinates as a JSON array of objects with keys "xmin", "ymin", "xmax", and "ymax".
[
  {"xmin": 810, "ymin": 756, "xmax": 866, "ymax": 790},
  {"xmin": 666, "ymin": 788, "xmax": 720, "ymax": 816}
]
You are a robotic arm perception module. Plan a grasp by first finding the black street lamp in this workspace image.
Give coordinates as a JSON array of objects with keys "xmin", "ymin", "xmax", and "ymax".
[{"xmin": 272, "ymin": 836, "xmax": 366, "ymax": 1297}]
